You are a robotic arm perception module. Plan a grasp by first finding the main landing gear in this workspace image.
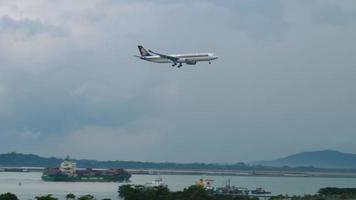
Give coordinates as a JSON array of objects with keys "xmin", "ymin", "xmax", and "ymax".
[
  {"xmin": 209, "ymin": 61, "xmax": 211, "ymax": 64},
  {"xmin": 172, "ymin": 63, "xmax": 182, "ymax": 68}
]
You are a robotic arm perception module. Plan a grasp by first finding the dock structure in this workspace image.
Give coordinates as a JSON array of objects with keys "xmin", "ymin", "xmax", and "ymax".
[{"xmin": 0, "ymin": 167, "xmax": 44, "ymax": 172}]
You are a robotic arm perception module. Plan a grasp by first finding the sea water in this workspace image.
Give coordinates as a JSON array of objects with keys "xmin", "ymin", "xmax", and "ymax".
[{"xmin": 1, "ymin": 172, "xmax": 356, "ymax": 200}]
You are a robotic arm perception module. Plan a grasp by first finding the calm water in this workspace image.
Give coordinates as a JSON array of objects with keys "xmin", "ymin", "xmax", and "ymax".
[{"xmin": 1, "ymin": 172, "xmax": 356, "ymax": 200}]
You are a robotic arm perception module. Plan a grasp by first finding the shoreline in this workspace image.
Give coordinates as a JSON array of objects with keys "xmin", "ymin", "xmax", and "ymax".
[
  {"xmin": 1, "ymin": 167, "xmax": 356, "ymax": 178},
  {"xmin": 127, "ymin": 169, "xmax": 356, "ymax": 178}
]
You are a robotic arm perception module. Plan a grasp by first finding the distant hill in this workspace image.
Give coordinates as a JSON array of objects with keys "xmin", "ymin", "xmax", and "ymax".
[
  {"xmin": 252, "ymin": 150, "xmax": 356, "ymax": 169},
  {"xmin": 0, "ymin": 152, "xmax": 254, "ymax": 170},
  {"xmin": 0, "ymin": 152, "xmax": 61, "ymax": 167},
  {"xmin": 1, "ymin": 151, "xmax": 356, "ymax": 172}
]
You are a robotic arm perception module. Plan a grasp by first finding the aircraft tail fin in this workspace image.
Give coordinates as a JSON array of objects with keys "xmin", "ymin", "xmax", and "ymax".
[{"xmin": 138, "ymin": 45, "xmax": 152, "ymax": 57}]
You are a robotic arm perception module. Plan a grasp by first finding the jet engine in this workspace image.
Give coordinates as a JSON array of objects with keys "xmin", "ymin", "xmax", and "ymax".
[
  {"xmin": 186, "ymin": 60, "xmax": 197, "ymax": 65},
  {"xmin": 177, "ymin": 58, "xmax": 186, "ymax": 63}
]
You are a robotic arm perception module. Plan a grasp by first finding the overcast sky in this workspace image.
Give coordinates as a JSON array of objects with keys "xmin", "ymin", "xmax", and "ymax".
[{"xmin": 0, "ymin": 0, "xmax": 355, "ymax": 163}]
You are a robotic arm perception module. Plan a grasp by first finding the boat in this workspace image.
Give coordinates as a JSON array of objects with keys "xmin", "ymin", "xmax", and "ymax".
[
  {"xmin": 214, "ymin": 180, "xmax": 249, "ymax": 196},
  {"xmin": 196, "ymin": 178, "xmax": 272, "ymax": 197},
  {"xmin": 196, "ymin": 178, "xmax": 214, "ymax": 190},
  {"xmin": 251, "ymin": 187, "xmax": 271, "ymax": 195},
  {"xmin": 144, "ymin": 177, "xmax": 167, "ymax": 187},
  {"xmin": 41, "ymin": 157, "xmax": 131, "ymax": 182}
]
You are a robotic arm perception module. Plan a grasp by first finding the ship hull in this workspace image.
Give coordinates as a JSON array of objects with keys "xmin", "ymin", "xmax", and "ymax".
[
  {"xmin": 41, "ymin": 174, "xmax": 130, "ymax": 182},
  {"xmin": 42, "ymin": 159, "xmax": 131, "ymax": 182}
]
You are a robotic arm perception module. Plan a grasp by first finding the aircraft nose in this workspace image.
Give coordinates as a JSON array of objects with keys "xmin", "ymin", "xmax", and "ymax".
[{"xmin": 209, "ymin": 53, "xmax": 218, "ymax": 60}]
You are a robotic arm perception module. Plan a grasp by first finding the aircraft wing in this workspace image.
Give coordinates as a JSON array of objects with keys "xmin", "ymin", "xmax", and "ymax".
[{"xmin": 148, "ymin": 49, "xmax": 179, "ymax": 62}]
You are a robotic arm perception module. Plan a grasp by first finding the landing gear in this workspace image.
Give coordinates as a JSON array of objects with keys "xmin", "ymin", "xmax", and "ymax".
[
  {"xmin": 171, "ymin": 63, "xmax": 182, "ymax": 68},
  {"xmin": 209, "ymin": 61, "xmax": 211, "ymax": 64}
]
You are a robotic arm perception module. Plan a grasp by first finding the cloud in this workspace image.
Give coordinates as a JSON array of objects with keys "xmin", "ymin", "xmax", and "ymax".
[
  {"xmin": 41, "ymin": 116, "xmax": 169, "ymax": 161},
  {"xmin": 0, "ymin": 0, "xmax": 355, "ymax": 163},
  {"xmin": 311, "ymin": 0, "xmax": 356, "ymax": 25},
  {"xmin": 0, "ymin": 15, "xmax": 70, "ymax": 71},
  {"xmin": 18, "ymin": 130, "xmax": 41, "ymax": 140},
  {"xmin": 221, "ymin": 0, "xmax": 289, "ymax": 41},
  {"xmin": 0, "ymin": 15, "xmax": 68, "ymax": 38}
]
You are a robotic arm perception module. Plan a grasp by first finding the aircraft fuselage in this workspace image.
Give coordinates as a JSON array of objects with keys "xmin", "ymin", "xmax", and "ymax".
[
  {"xmin": 136, "ymin": 45, "xmax": 218, "ymax": 67},
  {"xmin": 141, "ymin": 53, "xmax": 218, "ymax": 64}
]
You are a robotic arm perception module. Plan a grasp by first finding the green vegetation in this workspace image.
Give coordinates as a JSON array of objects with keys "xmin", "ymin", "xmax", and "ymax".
[
  {"xmin": 270, "ymin": 188, "xmax": 356, "ymax": 200},
  {"xmin": 319, "ymin": 187, "xmax": 356, "ymax": 199},
  {"xmin": 35, "ymin": 194, "xmax": 58, "ymax": 200},
  {"xmin": 119, "ymin": 185, "xmax": 356, "ymax": 200},
  {"xmin": 1, "ymin": 187, "xmax": 356, "ymax": 200},
  {"xmin": 0, "ymin": 193, "xmax": 111, "ymax": 200},
  {"xmin": 77, "ymin": 194, "xmax": 96, "ymax": 200},
  {"xmin": 119, "ymin": 184, "xmax": 257, "ymax": 200},
  {"xmin": 270, "ymin": 194, "xmax": 325, "ymax": 200},
  {"xmin": 66, "ymin": 193, "xmax": 76, "ymax": 200},
  {"xmin": 0, "ymin": 192, "xmax": 19, "ymax": 200}
]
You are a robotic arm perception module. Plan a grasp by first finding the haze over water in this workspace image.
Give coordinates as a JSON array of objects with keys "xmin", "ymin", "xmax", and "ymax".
[{"xmin": 1, "ymin": 172, "xmax": 356, "ymax": 200}]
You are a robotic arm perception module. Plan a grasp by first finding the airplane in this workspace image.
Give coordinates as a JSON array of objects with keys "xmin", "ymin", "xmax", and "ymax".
[{"xmin": 135, "ymin": 45, "xmax": 218, "ymax": 68}]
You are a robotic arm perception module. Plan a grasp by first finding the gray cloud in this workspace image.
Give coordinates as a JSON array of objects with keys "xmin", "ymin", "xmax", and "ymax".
[
  {"xmin": 0, "ymin": 15, "xmax": 68, "ymax": 37},
  {"xmin": 311, "ymin": 0, "xmax": 356, "ymax": 25},
  {"xmin": 0, "ymin": 0, "xmax": 355, "ymax": 162}
]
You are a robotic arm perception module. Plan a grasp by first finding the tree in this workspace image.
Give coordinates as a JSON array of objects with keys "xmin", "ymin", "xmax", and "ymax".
[
  {"xmin": 182, "ymin": 185, "xmax": 213, "ymax": 200},
  {"xmin": 35, "ymin": 194, "xmax": 58, "ymax": 200},
  {"xmin": 152, "ymin": 185, "xmax": 170, "ymax": 200},
  {"xmin": 118, "ymin": 184, "xmax": 132, "ymax": 198},
  {"xmin": 77, "ymin": 194, "xmax": 96, "ymax": 200},
  {"xmin": 66, "ymin": 193, "xmax": 76, "ymax": 200},
  {"xmin": 0, "ymin": 192, "xmax": 19, "ymax": 200}
]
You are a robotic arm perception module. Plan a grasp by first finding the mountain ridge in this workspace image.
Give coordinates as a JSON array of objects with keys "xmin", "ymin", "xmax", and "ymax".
[
  {"xmin": 252, "ymin": 150, "xmax": 356, "ymax": 169},
  {"xmin": 1, "ymin": 150, "xmax": 356, "ymax": 170}
]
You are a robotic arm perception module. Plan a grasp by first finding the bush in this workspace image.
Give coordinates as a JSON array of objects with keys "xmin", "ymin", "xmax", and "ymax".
[
  {"xmin": 77, "ymin": 194, "xmax": 96, "ymax": 200},
  {"xmin": 35, "ymin": 194, "xmax": 58, "ymax": 200},
  {"xmin": 119, "ymin": 184, "xmax": 257, "ymax": 200},
  {"xmin": 318, "ymin": 187, "xmax": 356, "ymax": 197},
  {"xmin": 119, "ymin": 184, "xmax": 169, "ymax": 200},
  {"xmin": 0, "ymin": 192, "xmax": 19, "ymax": 200},
  {"xmin": 66, "ymin": 193, "xmax": 76, "ymax": 200}
]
